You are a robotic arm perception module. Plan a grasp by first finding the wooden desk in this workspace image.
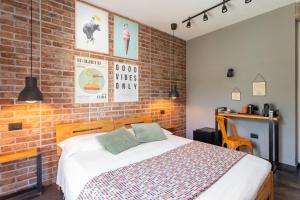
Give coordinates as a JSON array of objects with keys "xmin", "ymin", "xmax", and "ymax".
[
  {"xmin": 0, "ymin": 148, "xmax": 43, "ymax": 199},
  {"xmin": 215, "ymin": 108, "xmax": 280, "ymax": 172},
  {"xmin": 217, "ymin": 112, "xmax": 279, "ymax": 121}
]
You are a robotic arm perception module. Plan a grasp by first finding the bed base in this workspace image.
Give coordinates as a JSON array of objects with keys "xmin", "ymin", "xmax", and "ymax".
[{"xmin": 256, "ymin": 172, "xmax": 273, "ymax": 200}]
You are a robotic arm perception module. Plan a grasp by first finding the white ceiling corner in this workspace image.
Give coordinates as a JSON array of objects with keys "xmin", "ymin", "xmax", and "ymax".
[{"xmin": 85, "ymin": 0, "xmax": 297, "ymax": 40}]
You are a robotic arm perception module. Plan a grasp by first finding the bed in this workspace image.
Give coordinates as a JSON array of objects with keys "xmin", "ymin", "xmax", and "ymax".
[{"xmin": 55, "ymin": 116, "xmax": 273, "ymax": 200}]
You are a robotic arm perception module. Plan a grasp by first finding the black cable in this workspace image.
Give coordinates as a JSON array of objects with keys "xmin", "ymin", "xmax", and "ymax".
[
  {"xmin": 172, "ymin": 29, "xmax": 174, "ymax": 83},
  {"xmin": 30, "ymin": 0, "xmax": 33, "ymax": 77}
]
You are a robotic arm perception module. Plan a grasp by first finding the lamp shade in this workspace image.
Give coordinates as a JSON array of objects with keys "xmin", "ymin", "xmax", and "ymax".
[
  {"xmin": 169, "ymin": 84, "xmax": 179, "ymax": 99},
  {"xmin": 18, "ymin": 77, "xmax": 43, "ymax": 103}
]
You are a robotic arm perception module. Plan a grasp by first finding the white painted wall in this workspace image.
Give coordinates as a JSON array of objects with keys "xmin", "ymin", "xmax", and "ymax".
[
  {"xmin": 298, "ymin": 22, "xmax": 300, "ymax": 164},
  {"xmin": 187, "ymin": 5, "xmax": 297, "ymax": 166}
]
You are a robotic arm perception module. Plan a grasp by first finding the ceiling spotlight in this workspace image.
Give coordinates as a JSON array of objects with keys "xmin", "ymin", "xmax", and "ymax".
[
  {"xmin": 222, "ymin": 3, "xmax": 228, "ymax": 13},
  {"xmin": 245, "ymin": 0, "xmax": 252, "ymax": 3},
  {"xmin": 203, "ymin": 13, "xmax": 208, "ymax": 21},
  {"xmin": 186, "ymin": 19, "xmax": 191, "ymax": 28}
]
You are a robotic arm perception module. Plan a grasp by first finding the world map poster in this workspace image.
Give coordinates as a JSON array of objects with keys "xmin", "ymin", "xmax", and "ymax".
[{"xmin": 75, "ymin": 56, "xmax": 108, "ymax": 103}]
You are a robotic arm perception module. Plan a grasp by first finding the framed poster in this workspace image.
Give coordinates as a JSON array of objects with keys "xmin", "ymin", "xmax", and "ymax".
[
  {"xmin": 231, "ymin": 88, "xmax": 241, "ymax": 101},
  {"xmin": 113, "ymin": 15, "xmax": 139, "ymax": 60},
  {"xmin": 253, "ymin": 82, "xmax": 266, "ymax": 96},
  {"xmin": 75, "ymin": 1, "xmax": 109, "ymax": 54},
  {"xmin": 75, "ymin": 56, "xmax": 108, "ymax": 103},
  {"xmin": 252, "ymin": 73, "xmax": 266, "ymax": 96},
  {"xmin": 114, "ymin": 62, "xmax": 138, "ymax": 102}
]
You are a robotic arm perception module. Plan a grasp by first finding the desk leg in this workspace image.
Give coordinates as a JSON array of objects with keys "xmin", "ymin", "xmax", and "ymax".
[
  {"xmin": 215, "ymin": 107, "xmax": 227, "ymax": 147},
  {"xmin": 36, "ymin": 153, "xmax": 42, "ymax": 194},
  {"xmin": 269, "ymin": 120, "xmax": 274, "ymax": 170},
  {"xmin": 215, "ymin": 109, "xmax": 219, "ymax": 146},
  {"xmin": 274, "ymin": 121, "xmax": 279, "ymax": 167}
]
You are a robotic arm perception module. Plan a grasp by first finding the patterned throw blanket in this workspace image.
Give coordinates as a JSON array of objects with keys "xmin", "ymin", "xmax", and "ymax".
[{"xmin": 77, "ymin": 141, "xmax": 246, "ymax": 200}]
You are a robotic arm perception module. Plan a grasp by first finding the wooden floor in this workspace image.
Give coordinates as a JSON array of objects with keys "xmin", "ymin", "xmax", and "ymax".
[
  {"xmin": 274, "ymin": 166, "xmax": 300, "ymax": 200},
  {"xmin": 6, "ymin": 167, "xmax": 300, "ymax": 200}
]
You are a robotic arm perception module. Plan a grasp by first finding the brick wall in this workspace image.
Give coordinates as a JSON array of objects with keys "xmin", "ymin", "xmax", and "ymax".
[{"xmin": 0, "ymin": 0, "xmax": 186, "ymax": 195}]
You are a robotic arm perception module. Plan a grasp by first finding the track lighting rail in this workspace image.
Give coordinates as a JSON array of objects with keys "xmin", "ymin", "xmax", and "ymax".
[
  {"xmin": 182, "ymin": 0, "xmax": 252, "ymax": 26},
  {"xmin": 182, "ymin": 0, "xmax": 231, "ymax": 24}
]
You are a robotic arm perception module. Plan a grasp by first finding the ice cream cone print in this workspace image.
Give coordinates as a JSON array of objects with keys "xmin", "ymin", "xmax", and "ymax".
[
  {"xmin": 124, "ymin": 38, "xmax": 130, "ymax": 55},
  {"xmin": 123, "ymin": 24, "xmax": 130, "ymax": 55}
]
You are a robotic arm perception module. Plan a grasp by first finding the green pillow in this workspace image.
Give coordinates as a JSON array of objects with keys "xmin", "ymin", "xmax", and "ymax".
[
  {"xmin": 96, "ymin": 128, "xmax": 138, "ymax": 154},
  {"xmin": 131, "ymin": 123, "xmax": 167, "ymax": 143}
]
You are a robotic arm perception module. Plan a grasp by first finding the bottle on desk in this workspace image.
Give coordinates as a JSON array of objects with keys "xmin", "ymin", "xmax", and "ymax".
[
  {"xmin": 268, "ymin": 109, "xmax": 279, "ymax": 119},
  {"xmin": 269, "ymin": 110, "xmax": 274, "ymax": 119},
  {"xmin": 242, "ymin": 106, "xmax": 248, "ymax": 113},
  {"xmin": 247, "ymin": 104, "xmax": 259, "ymax": 115}
]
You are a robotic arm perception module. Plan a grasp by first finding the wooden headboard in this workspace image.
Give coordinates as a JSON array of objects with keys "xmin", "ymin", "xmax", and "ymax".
[
  {"xmin": 55, "ymin": 119, "xmax": 114, "ymax": 155},
  {"xmin": 113, "ymin": 115, "xmax": 152, "ymax": 128},
  {"xmin": 55, "ymin": 115, "xmax": 153, "ymax": 155}
]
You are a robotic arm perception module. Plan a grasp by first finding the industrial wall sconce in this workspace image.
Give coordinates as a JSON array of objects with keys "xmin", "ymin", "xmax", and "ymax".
[
  {"xmin": 182, "ymin": 0, "xmax": 253, "ymax": 28},
  {"xmin": 227, "ymin": 68, "xmax": 234, "ymax": 78}
]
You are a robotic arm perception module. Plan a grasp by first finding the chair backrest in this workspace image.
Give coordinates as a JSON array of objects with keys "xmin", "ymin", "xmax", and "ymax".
[
  {"xmin": 227, "ymin": 118, "xmax": 238, "ymax": 137},
  {"xmin": 216, "ymin": 116, "xmax": 228, "ymax": 141}
]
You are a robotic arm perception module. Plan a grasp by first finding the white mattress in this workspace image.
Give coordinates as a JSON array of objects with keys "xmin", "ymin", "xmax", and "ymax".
[{"xmin": 57, "ymin": 135, "xmax": 271, "ymax": 200}]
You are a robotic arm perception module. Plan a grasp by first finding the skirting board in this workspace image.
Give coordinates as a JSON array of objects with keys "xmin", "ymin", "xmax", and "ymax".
[{"xmin": 278, "ymin": 162, "xmax": 299, "ymax": 172}]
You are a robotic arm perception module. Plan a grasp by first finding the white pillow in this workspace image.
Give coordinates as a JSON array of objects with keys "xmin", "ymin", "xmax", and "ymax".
[
  {"xmin": 162, "ymin": 128, "xmax": 173, "ymax": 135},
  {"xmin": 127, "ymin": 127, "xmax": 173, "ymax": 135},
  {"xmin": 58, "ymin": 133, "xmax": 107, "ymax": 158}
]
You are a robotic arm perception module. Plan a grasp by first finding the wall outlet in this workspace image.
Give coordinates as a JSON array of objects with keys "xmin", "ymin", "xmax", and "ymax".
[
  {"xmin": 250, "ymin": 133, "xmax": 259, "ymax": 139},
  {"xmin": 8, "ymin": 122, "xmax": 22, "ymax": 131}
]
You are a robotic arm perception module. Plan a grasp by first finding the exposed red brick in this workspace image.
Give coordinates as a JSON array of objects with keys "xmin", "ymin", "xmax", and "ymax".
[{"xmin": 0, "ymin": 0, "xmax": 186, "ymax": 195}]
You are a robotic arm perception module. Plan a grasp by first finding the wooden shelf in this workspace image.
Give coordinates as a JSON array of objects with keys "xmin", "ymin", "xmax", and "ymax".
[
  {"xmin": 218, "ymin": 113, "xmax": 279, "ymax": 121},
  {"xmin": 0, "ymin": 149, "xmax": 39, "ymax": 164}
]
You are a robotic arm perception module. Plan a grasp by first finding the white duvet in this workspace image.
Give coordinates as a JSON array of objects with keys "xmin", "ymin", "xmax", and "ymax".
[{"xmin": 57, "ymin": 135, "xmax": 271, "ymax": 200}]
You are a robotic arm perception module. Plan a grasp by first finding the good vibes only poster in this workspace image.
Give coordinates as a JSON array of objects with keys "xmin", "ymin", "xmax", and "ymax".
[{"xmin": 114, "ymin": 62, "xmax": 139, "ymax": 102}]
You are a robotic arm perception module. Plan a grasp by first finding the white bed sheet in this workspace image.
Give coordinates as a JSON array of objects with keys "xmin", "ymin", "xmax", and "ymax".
[{"xmin": 57, "ymin": 135, "xmax": 271, "ymax": 200}]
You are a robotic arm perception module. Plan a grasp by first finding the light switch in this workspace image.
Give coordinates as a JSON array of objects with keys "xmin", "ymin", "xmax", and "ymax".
[{"xmin": 8, "ymin": 123, "xmax": 22, "ymax": 131}]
